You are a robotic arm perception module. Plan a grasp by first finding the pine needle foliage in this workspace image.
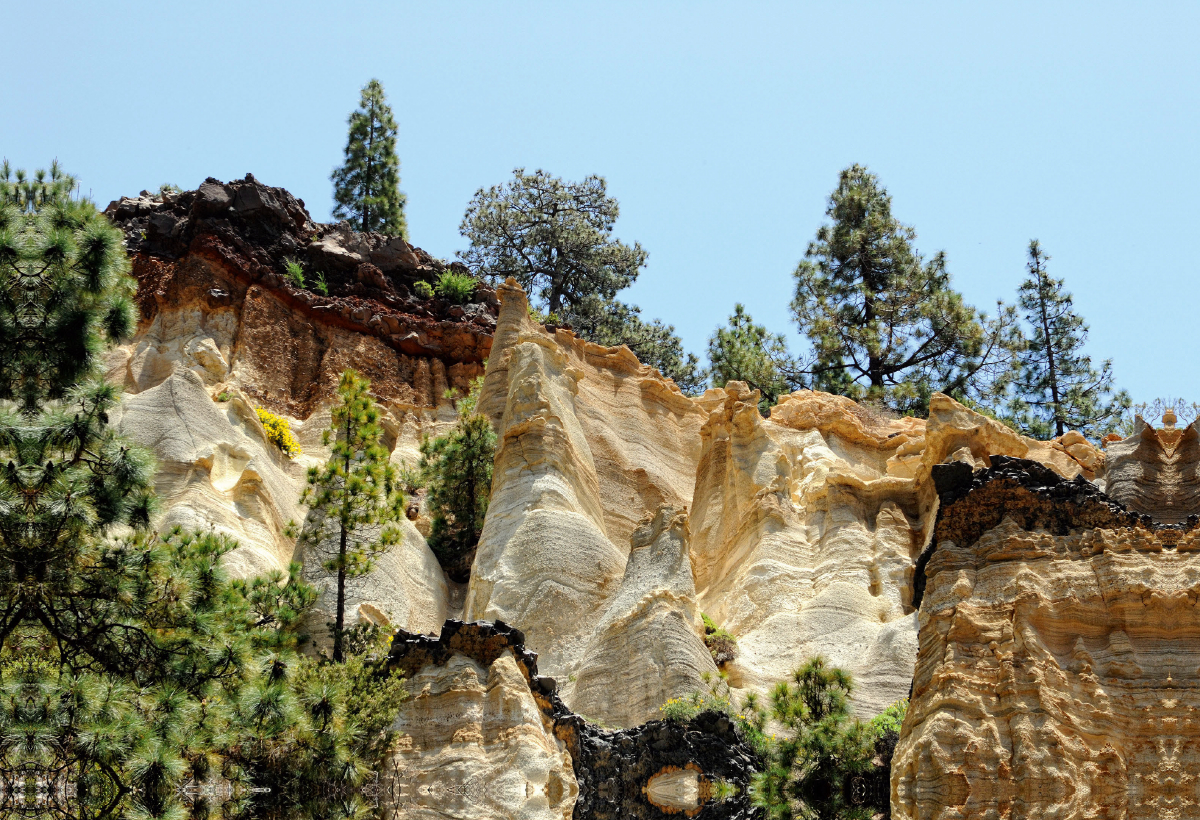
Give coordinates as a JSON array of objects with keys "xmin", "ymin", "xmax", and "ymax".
[
  {"xmin": 459, "ymin": 168, "xmax": 646, "ymax": 316},
  {"xmin": 1008, "ymin": 240, "xmax": 1130, "ymax": 439},
  {"xmin": 751, "ymin": 658, "xmax": 876, "ymax": 820},
  {"xmin": 791, "ymin": 165, "xmax": 1021, "ymax": 415},
  {"xmin": 458, "ymin": 169, "xmax": 707, "ymax": 392},
  {"xmin": 419, "ymin": 378, "xmax": 496, "ymax": 578},
  {"xmin": 298, "ymin": 370, "xmax": 404, "ymax": 662},
  {"xmin": 331, "ymin": 79, "xmax": 408, "ymax": 238},
  {"xmin": 708, "ymin": 304, "xmax": 801, "ymax": 413},
  {"xmin": 0, "ymin": 166, "xmax": 407, "ymax": 818}
]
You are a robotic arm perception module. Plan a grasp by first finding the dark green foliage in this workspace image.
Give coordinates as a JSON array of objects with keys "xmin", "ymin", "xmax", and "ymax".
[
  {"xmin": 0, "ymin": 165, "xmax": 408, "ymax": 818},
  {"xmin": 1008, "ymin": 240, "xmax": 1130, "ymax": 439},
  {"xmin": 298, "ymin": 370, "xmax": 404, "ymax": 662},
  {"xmin": 791, "ymin": 165, "xmax": 1020, "ymax": 415},
  {"xmin": 331, "ymin": 79, "xmax": 408, "ymax": 238},
  {"xmin": 413, "ymin": 280, "xmax": 434, "ymax": 299},
  {"xmin": 751, "ymin": 658, "xmax": 876, "ymax": 820},
  {"xmin": 419, "ymin": 379, "xmax": 496, "ymax": 579},
  {"xmin": 459, "ymin": 168, "xmax": 705, "ymax": 392},
  {"xmin": 434, "ymin": 269, "xmax": 478, "ymax": 304},
  {"xmin": 708, "ymin": 303, "xmax": 801, "ymax": 413},
  {"xmin": 459, "ymin": 168, "xmax": 645, "ymax": 315},
  {"xmin": 565, "ymin": 294, "xmax": 706, "ymax": 395}
]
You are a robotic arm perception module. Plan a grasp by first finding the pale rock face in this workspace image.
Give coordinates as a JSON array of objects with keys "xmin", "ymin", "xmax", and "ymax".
[
  {"xmin": 892, "ymin": 462, "xmax": 1200, "ymax": 820},
  {"xmin": 390, "ymin": 650, "xmax": 577, "ymax": 820},
  {"xmin": 301, "ymin": 518, "xmax": 449, "ymax": 648},
  {"xmin": 466, "ymin": 281, "xmax": 708, "ymax": 686},
  {"xmin": 106, "ymin": 259, "xmax": 454, "ymax": 635},
  {"xmin": 568, "ymin": 506, "xmax": 719, "ymax": 728},
  {"xmin": 690, "ymin": 386, "xmax": 925, "ymax": 716},
  {"xmin": 111, "ymin": 368, "xmax": 301, "ymax": 576}
]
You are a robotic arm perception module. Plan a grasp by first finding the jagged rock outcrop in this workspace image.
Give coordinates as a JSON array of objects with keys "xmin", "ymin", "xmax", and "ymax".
[
  {"xmin": 568, "ymin": 506, "xmax": 718, "ymax": 728},
  {"xmin": 103, "ymin": 176, "xmax": 502, "ymax": 635},
  {"xmin": 893, "ymin": 428, "xmax": 1200, "ymax": 820},
  {"xmin": 465, "ymin": 280, "xmax": 710, "ymax": 684},
  {"xmin": 387, "ymin": 620, "xmax": 759, "ymax": 820},
  {"xmin": 469, "ymin": 274, "xmax": 1105, "ymax": 725}
]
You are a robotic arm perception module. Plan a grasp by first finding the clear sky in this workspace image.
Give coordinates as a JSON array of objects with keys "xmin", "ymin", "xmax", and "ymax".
[{"xmin": 4, "ymin": 2, "xmax": 1197, "ymax": 406}]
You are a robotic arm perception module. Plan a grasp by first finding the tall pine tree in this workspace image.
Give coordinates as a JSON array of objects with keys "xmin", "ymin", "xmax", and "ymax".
[
  {"xmin": 298, "ymin": 370, "xmax": 404, "ymax": 662},
  {"xmin": 331, "ymin": 79, "xmax": 408, "ymax": 238},
  {"xmin": 791, "ymin": 165, "xmax": 1020, "ymax": 415},
  {"xmin": 1008, "ymin": 240, "xmax": 1129, "ymax": 439}
]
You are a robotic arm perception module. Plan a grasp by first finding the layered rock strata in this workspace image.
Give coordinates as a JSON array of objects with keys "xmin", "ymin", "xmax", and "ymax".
[
  {"xmin": 103, "ymin": 177, "xmax": 500, "ymax": 635},
  {"xmin": 568, "ymin": 506, "xmax": 719, "ymax": 728},
  {"xmin": 893, "ymin": 438, "xmax": 1200, "ymax": 820},
  {"xmin": 466, "ymin": 280, "xmax": 709, "ymax": 684},
  {"xmin": 387, "ymin": 620, "xmax": 758, "ymax": 820}
]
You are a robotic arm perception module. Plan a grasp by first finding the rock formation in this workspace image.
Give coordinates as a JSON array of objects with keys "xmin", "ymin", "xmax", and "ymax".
[
  {"xmin": 387, "ymin": 620, "xmax": 759, "ymax": 820},
  {"xmin": 892, "ymin": 421, "xmax": 1200, "ymax": 820},
  {"xmin": 568, "ymin": 506, "xmax": 719, "ymax": 728},
  {"xmin": 465, "ymin": 281, "xmax": 709, "ymax": 686},
  {"xmin": 103, "ymin": 176, "xmax": 499, "ymax": 636}
]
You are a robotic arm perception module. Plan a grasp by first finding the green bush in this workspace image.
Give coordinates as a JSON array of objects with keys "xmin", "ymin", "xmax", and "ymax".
[
  {"xmin": 434, "ymin": 269, "xmax": 478, "ymax": 304},
  {"xmin": 314, "ymin": 271, "xmax": 329, "ymax": 296},
  {"xmin": 419, "ymin": 378, "xmax": 496, "ymax": 579},
  {"xmin": 284, "ymin": 258, "xmax": 306, "ymax": 288},
  {"xmin": 413, "ymin": 280, "xmax": 434, "ymax": 299},
  {"xmin": 867, "ymin": 697, "xmax": 908, "ymax": 740},
  {"xmin": 702, "ymin": 612, "xmax": 738, "ymax": 666},
  {"xmin": 216, "ymin": 391, "xmax": 230, "ymax": 402}
]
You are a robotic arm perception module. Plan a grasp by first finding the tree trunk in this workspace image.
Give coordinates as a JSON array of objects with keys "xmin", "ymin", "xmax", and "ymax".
[
  {"xmin": 1035, "ymin": 257, "xmax": 1064, "ymax": 437},
  {"xmin": 334, "ymin": 523, "xmax": 348, "ymax": 662}
]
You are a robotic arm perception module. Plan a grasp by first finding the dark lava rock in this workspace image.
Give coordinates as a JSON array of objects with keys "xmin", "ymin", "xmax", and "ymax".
[
  {"xmin": 914, "ymin": 455, "xmax": 1194, "ymax": 609},
  {"xmin": 389, "ymin": 619, "xmax": 763, "ymax": 819}
]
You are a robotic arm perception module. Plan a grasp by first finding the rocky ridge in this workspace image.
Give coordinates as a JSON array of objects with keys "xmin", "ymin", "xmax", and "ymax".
[
  {"xmin": 103, "ymin": 176, "xmax": 501, "ymax": 638},
  {"xmin": 893, "ymin": 421, "xmax": 1200, "ymax": 820}
]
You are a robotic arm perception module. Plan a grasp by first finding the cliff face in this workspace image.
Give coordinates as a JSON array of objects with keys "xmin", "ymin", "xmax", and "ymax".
[
  {"xmin": 465, "ymin": 281, "xmax": 709, "ymax": 693},
  {"xmin": 103, "ymin": 176, "xmax": 500, "ymax": 636},
  {"xmin": 892, "ymin": 428, "xmax": 1200, "ymax": 820},
  {"xmin": 470, "ymin": 280, "xmax": 1103, "ymax": 728}
]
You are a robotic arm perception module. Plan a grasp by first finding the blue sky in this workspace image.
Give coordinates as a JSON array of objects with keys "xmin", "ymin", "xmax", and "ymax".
[{"xmin": 4, "ymin": 2, "xmax": 1197, "ymax": 406}]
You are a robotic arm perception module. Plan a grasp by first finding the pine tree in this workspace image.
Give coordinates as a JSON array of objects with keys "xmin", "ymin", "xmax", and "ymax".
[
  {"xmin": 791, "ymin": 165, "xmax": 1020, "ymax": 415},
  {"xmin": 0, "ymin": 165, "xmax": 407, "ymax": 818},
  {"xmin": 751, "ymin": 658, "xmax": 876, "ymax": 820},
  {"xmin": 299, "ymin": 370, "xmax": 404, "ymax": 662},
  {"xmin": 708, "ymin": 303, "xmax": 800, "ymax": 413},
  {"xmin": 1009, "ymin": 240, "xmax": 1130, "ymax": 439},
  {"xmin": 458, "ymin": 168, "xmax": 646, "ymax": 316},
  {"xmin": 331, "ymin": 79, "xmax": 408, "ymax": 238},
  {"xmin": 419, "ymin": 378, "xmax": 496, "ymax": 580}
]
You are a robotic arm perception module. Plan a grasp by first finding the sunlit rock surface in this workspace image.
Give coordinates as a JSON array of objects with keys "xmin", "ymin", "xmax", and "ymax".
[
  {"xmin": 893, "ymin": 430, "xmax": 1200, "ymax": 820},
  {"xmin": 465, "ymin": 280, "xmax": 709, "ymax": 684},
  {"xmin": 102, "ymin": 177, "xmax": 503, "ymax": 634},
  {"xmin": 567, "ymin": 506, "xmax": 718, "ymax": 728}
]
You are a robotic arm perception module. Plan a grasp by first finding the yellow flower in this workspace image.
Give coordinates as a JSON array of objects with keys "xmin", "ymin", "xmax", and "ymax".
[{"xmin": 256, "ymin": 408, "xmax": 301, "ymax": 458}]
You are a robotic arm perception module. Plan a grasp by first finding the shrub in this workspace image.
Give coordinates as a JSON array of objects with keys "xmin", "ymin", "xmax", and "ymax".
[
  {"xmin": 313, "ymin": 271, "xmax": 329, "ymax": 296},
  {"xmin": 418, "ymin": 378, "xmax": 496, "ymax": 580},
  {"xmin": 702, "ymin": 612, "xmax": 738, "ymax": 666},
  {"xmin": 413, "ymin": 280, "xmax": 434, "ymax": 299},
  {"xmin": 216, "ymin": 391, "xmax": 230, "ymax": 402},
  {"xmin": 256, "ymin": 407, "xmax": 301, "ymax": 458},
  {"xmin": 434, "ymin": 270, "xmax": 477, "ymax": 304},
  {"xmin": 284, "ymin": 258, "xmax": 306, "ymax": 289}
]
